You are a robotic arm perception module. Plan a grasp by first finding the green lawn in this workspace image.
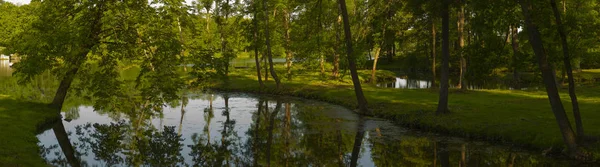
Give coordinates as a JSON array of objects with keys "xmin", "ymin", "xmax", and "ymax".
[
  {"xmin": 0, "ymin": 95, "xmax": 59, "ymax": 166},
  {"xmin": 214, "ymin": 69, "xmax": 600, "ymax": 158}
]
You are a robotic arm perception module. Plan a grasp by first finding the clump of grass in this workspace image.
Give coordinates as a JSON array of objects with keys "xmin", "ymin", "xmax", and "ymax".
[{"xmin": 0, "ymin": 95, "xmax": 59, "ymax": 166}]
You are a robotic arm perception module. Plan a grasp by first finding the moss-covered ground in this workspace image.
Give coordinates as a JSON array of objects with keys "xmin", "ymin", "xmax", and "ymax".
[
  {"xmin": 0, "ymin": 95, "xmax": 59, "ymax": 166},
  {"xmin": 213, "ymin": 69, "xmax": 600, "ymax": 158}
]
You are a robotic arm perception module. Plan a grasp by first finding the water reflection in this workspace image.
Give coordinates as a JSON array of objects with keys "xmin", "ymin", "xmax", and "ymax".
[{"xmin": 37, "ymin": 92, "xmax": 580, "ymax": 166}]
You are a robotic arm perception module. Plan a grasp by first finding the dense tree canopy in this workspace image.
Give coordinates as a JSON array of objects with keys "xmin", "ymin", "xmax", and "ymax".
[{"xmin": 2, "ymin": 0, "xmax": 600, "ymax": 160}]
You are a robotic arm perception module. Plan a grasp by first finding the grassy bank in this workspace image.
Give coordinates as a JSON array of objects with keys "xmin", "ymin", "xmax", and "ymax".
[
  {"xmin": 213, "ymin": 69, "xmax": 600, "ymax": 158},
  {"xmin": 0, "ymin": 95, "xmax": 59, "ymax": 166}
]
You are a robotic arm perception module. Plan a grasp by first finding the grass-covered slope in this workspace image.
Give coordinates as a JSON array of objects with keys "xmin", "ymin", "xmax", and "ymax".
[{"xmin": 0, "ymin": 95, "xmax": 58, "ymax": 166}]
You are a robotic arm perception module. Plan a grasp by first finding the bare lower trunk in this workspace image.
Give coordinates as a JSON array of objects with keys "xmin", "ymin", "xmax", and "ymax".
[
  {"xmin": 511, "ymin": 25, "xmax": 521, "ymax": 89},
  {"xmin": 320, "ymin": 54, "xmax": 325, "ymax": 75},
  {"xmin": 338, "ymin": 0, "xmax": 370, "ymax": 114},
  {"xmin": 53, "ymin": 121, "xmax": 81, "ymax": 167},
  {"xmin": 264, "ymin": 55, "xmax": 269, "ymax": 81},
  {"xmin": 371, "ymin": 47, "xmax": 381, "ymax": 84},
  {"xmin": 431, "ymin": 21, "xmax": 437, "ymax": 89},
  {"xmin": 457, "ymin": 2, "xmax": 466, "ymax": 90},
  {"xmin": 550, "ymin": 0, "xmax": 583, "ymax": 141},
  {"xmin": 253, "ymin": 1, "xmax": 264, "ymax": 88},
  {"xmin": 284, "ymin": 10, "xmax": 293, "ymax": 80},
  {"xmin": 332, "ymin": 14, "xmax": 342, "ymax": 79},
  {"xmin": 437, "ymin": 0, "xmax": 450, "ymax": 114},
  {"xmin": 333, "ymin": 52, "xmax": 340, "ymax": 78},
  {"xmin": 519, "ymin": 0, "xmax": 579, "ymax": 154}
]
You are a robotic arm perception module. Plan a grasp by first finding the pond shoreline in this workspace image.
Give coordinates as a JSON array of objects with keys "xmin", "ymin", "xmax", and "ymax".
[{"xmin": 212, "ymin": 72, "xmax": 600, "ymax": 162}]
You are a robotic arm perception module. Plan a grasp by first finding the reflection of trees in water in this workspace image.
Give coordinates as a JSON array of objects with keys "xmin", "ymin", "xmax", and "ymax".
[
  {"xmin": 40, "ymin": 121, "xmax": 185, "ymax": 167},
  {"xmin": 366, "ymin": 134, "xmax": 573, "ymax": 167},
  {"xmin": 188, "ymin": 93, "xmax": 243, "ymax": 166}
]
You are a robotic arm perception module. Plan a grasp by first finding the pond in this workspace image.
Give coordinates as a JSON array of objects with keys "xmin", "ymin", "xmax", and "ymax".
[
  {"xmin": 377, "ymin": 76, "xmax": 540, "ymax": 90},
  {"xmin": 0, "ymin": 59, "xmax": 13, "ymax": 77},
  {"xmin": 37, "ymin": 92, "xmax": 577, "ymax": 166}
]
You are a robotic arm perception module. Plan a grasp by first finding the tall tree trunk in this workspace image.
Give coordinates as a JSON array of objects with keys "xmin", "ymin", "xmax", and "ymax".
[
  {"xmin": 332, "ymin": 14, "xmax": 342, "ymax": 78},
  {"xmin": 550, "ymin": 0, "xmax": 583, "ymax": 141},
  {"xmin": 371, "ymin": 47, "xmax": 381, "ymax": 84},
  {"xmin": 263, "ymin": 0, "xmax": 281, "ymax": 88},
  {"xmin": 457, "ymin": 1, "xmax": 466, "ymax": 90},
  {"xmin": 338, "ymin": 0, "xmax": 370, "ymax": 114},
  {"xmin": 320, "ymin": 54, "xmax": 325, "ymax": 75},
  {"xmin": 519, "ymin": 0, "xmax": 579, "ymax": 155},
  {"xmin": 431, "ymin": 21, "xmax": 437, "ymax": 89},
  {"xmin": 264, "ymin": 55, "xmax": 269, "ymax": 81},
  {"xmin": 253, "ymin": 0, "xmax": 264, "ymax": 88},
  {"xmin": 53, "ymin": 121, "xmax": 81, "ymax": 167},
  {"xmin": 436, "ymin": 0, "xmax": 450, "ymax": 114},
  {"xmin": 511, "ymin": 25, "xmax": 521, "ymax": 90},
  {"xmin": 284, "ymin": 10, "xmax": 293, "ymax": 80}
]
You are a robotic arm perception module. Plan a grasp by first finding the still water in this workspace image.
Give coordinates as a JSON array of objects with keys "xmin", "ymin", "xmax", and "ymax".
[{"xmin": 37, "ymin": 92, "xmax": 577, "ymax": 166}]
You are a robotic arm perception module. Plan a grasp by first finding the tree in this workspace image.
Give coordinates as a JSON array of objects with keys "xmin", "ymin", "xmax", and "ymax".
[
  {"xmin": 436, "ymin": 0, "xmax": 450, "ymax": 114},
  {"xmin": 9, "ymin": 0, "xmax": 108, "ymax": 110},
  {"xmin": 252, "ymin": 0, "xmax": 264, "ymax": 88},
  {"xmin": 518, "ymin": 0, "xmax": 580, "ymax": 156},
  {"xmin": 263, "ymin": 0, "xmax": 281, "ymax": 88},
  {"xmin": 338, "ymin": 0, "xmax": 370, "ymax": 115},
  {"xmin": 457, "ymin": 0, "xmax": 466, "ymax": 90},
  {"xmin": 550, "ymin": 0, "xmax": 583, "ymax": 141}
]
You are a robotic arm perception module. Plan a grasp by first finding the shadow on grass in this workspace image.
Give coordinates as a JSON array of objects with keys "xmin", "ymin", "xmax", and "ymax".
[{"xmin": 0, "ymin": 97, "xmax": 61, "ymax": 166}]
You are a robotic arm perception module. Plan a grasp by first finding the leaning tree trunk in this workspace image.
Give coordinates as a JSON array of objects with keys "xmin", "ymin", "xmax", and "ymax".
[
  {"xmin": 338, "ymin": 0, "xmax": 370, "ymax": 115},
  {"xmin": 519, "ymin": 0, "xmax": 579, "ymax": 155},
  {"xmin": 51, "ymin": 53, "xmax": 87, "ymax": 110},
  {"xmin": 457, "ymin": 0, "xmax": 466, "ymax": 90},
  {"xmin": 371, "ymin": 47, "xmax": 381, "ymax": 84},
  {"xmin": 550, "ymin": 0, "xmax": 583, "ymax": 141},
  {"xmin": 263, "ymin": 0, "xmax": 281, "ymax": 88},
  {"xmin": 436, "ymin": 0, "xmax": 450, "ymax": 114},
  {"xmin": 253, "ymin": 0, "xmax": 264, "ymax": 88}
]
